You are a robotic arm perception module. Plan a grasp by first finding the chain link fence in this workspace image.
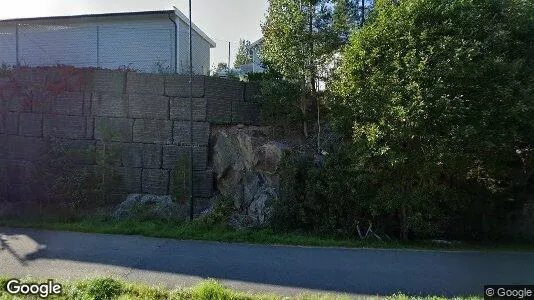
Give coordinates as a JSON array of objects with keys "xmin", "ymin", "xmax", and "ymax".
[{"xmin": 0, "ymin": 21, "xmax": 210, "ymax": 74}]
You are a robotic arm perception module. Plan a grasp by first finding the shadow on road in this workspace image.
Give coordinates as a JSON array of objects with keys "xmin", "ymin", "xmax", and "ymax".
[
  {"xmin": 1, "ymin": 227, "xmax": 533, "ymax": 296},
  {"xmin": 0, "ymin": 234, "xmax": 27, "ymax": 266}
]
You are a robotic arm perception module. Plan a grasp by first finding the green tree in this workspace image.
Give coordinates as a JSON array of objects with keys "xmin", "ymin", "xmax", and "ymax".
[
  {"xmin": 332, "ymin": 0, "xmax": 351, "ymax": 46},
  {"xmin": 214, "ymin": 62, "xmax": 228, "ymax": 75},
  {"xmin": 262, "ymin": 0, "xmax": 333, "ymax": 138},
  {"xmin": 234, "ymin": 39, "xmax": 253, "ymax": 69},
  {"xmin": 330, "ymin": 0, "xmax": 534, "ymax": 239}
]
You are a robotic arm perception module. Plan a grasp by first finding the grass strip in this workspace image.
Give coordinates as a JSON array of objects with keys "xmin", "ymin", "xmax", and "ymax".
[
  {"xmin": 0, "ymin": 276, "xmax": 480, "ymax": 300},
  {"xmin": 1, "ymin": 218, "xmax": 533, "ymax": 252}
]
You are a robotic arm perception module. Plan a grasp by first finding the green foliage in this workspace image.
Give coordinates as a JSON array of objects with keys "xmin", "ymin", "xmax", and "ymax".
[
  {"xmin": 261, "ymin": 0, "xmax": 365, "ymax": 137},
  {"xmin": 171, "ymin": 154, "xmax": 191, "ymax": 204},
  {"xmin": 234, "ymin": 39, "xmax": 253, "ymax": 69},
  {"xmin": 79, "ymin": 278, "xmax": 123, "ymax": 300},
  {"xmin": 189, "ymin": 279, "xmax": 244, "ymax": 300},
  {"xmin": 272, "ymin": 146, "xmax": 379, "ymax": 237},
  {"xmin": 332, "ymin": 0, "xmax": 352, "ymax": 46},
  {"xmin": 0, "ymin": 277, "xmax": 8, "ymax": 292},
  {"xmin": 262, "ymin": 0, "xmax": 311, "ymax": 84},
  {"xmin": 213, "ymin": 62, "xmax": 229, "ymax": 76},
  {"xmin": 330, "ymin": 0, "xmax": 534, "ymax": 239},
  {"xmin": 198, "ymin": 196, "xmax": 235, "ymax": 228},
  {"xmin": 212, "ymin": 63, "xmax": 241, "ymax": 81},
  {"xmin": 256, "ymin": 68, "xmax": 307, "ymax": 136},
  {"xmin": 0, "ymin": 276, "xmax": 356, "ymax": 300}
]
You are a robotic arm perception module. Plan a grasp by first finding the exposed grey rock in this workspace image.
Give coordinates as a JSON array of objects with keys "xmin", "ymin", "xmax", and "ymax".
[
  {"xmin": 254, "ymin": 143, "xmax": 283, "ymax": 173},
  {"xmin": 210, "ymin": 126, "xmax": 286, "ymax": 228},
  {"xmin": 114, "ymin": 194, "xmax": 187, "ymax": 221},
  {"xmin": 212, "ymin": 130, "xmax": 236, "ymax": 178},
  {"xmin": 247, "ymin": 185, "xmax": 277, "ymax": 227}
]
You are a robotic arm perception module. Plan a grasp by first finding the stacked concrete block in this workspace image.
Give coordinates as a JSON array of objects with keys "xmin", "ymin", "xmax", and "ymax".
[
  {"xmin": 173, "ymin": 121, "xmax": 210, "ymax": 146},
  {"xmin": 92, "ymin": 70, "xmax": 126, "ymax": 94},
  {"xmin": 129, "ymin": 94, "xmax": 169, "ymax": 119},
  {"xmin": 193, "ymin": 171, "xmax": 213, "ymax": 198},
  {"xmin": 142, "ymin": 168, "xmax": 170, "ymax": 195},
  {"xmin": 43, "ymin": 114, "xmax": 88, "ymax": 139},
  {"xmin": 92, "ymin": 93, "xmax": 129, "ymax": 118},
  {"xmin": 133, "ymin": 119, "xmax": 173, "ymax": 144},
  {"xmin": 0, "ymin": 112, "xmax": 19, "ymax": 135},
  {"xmin": 36, "ymin": 91, "xmax": 86, "ymax": 115},
  {"xmin": 19, "ymin": 113, "xmax": 43, "ymax": 137},
  {"xmin": 164, "ymin": 75, "xmax": 205, "ymax": 98},
  {"xmin": 162, "ymin": 145, "xmax": 208, "ymax": 171},
  {"xmin": 1, "ymin": 67, "xmax": 260, "ymax": 207},
  {"xmin": 114, "ymin": 167, "xmax": 143, "ymax": 194},
  {"xmin": 94, "ymin": 117, "xmax": 133, "ymax": 142},
  {"xmin": 170, "ymin": 98, "xmax": 207, "ymax": 121},
  {"xmin": 204, "ymin": 76, "xmax": 261, "ymax": 125},
  {"xmin": 4, "ymin": 160, "xmax": 35, "ymax": 185},
  {"xmin": 127, "ymin": 73, "xmax": 165, "ymax": 95},
  {"xmin": 5, "ymin": 135, "xmax": 46, "ymax": 161},
  {"xmin": 205, "ymin": 77, "xmax": 240, "ymax": 124}
]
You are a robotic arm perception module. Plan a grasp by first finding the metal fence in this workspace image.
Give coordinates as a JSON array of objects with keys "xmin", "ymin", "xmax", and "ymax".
[{"xmin": 0, "ymin": 22, "xmax": 209, "ymax": 74}]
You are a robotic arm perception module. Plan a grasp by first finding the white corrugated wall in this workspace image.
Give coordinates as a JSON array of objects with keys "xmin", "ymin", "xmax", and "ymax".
[
  {"xmin": 0, "ymin": 26, "xmax": 16, "ymax": 66},
  {"xmin": 177, "ymin": 18, "xmax": 211, "ymax": 75},
  {"xmin": 0, "ymin": 14, "xmax": 178, "ymax": 73}
]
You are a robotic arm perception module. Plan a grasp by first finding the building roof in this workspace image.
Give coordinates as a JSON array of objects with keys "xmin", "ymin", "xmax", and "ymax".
[
  {"xmin": 250, "ymin": 38, "xmax": 264, "ymax": 48},
  {"xmin": 172, "ymin": 7, "xmax": 216, "ymax": 48},
  {"xmin": 0, "ymin": 8, "xmax": 216, "ymax": 48}
]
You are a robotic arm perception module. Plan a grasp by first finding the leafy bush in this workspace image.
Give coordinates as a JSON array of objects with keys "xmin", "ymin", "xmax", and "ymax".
[
  {"xmin": 189, "ymin": 279, "xmax": 239, "ymax": 300},
  {"xmin": 194, "ymin": 196, "xmax": 235, "ymax": 229},
  {"xmin": 272, "ymin": 146, "xmax": 381, "ymax": 237},
  {"xmin": 252, "ymin": 68, "xmax": 309, "ymax": 138},
  {"xmin": 70, "ymin": 278, "xmax": 123, "ymax": 300},
  {"xmin": 329, "ymin": 0, "xmax": 534, "ymax": 239}
]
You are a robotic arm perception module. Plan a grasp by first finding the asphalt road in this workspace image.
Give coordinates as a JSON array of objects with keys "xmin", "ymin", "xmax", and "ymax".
[{"xmin": 1, "ymin": 227, "xmax": 533, "ymax": 297}]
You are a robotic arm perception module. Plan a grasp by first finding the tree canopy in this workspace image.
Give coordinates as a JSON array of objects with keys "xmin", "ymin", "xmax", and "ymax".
[
  {"xmin": 234, "ymin": 39, "xmax": 253, "ymax": 69},
  {"xmin": 329, "ymin": 0, "xmax": 534, "ymax": 238}
]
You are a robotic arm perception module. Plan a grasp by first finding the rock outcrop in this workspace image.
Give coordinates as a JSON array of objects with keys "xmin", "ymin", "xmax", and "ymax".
[
  {"xmin": 114, "ymin": 194, "xmax": 187, "ymax": 221},
  {"xmin": 211, "ymin": 126, "xmax": 286, "ymax": 228}
]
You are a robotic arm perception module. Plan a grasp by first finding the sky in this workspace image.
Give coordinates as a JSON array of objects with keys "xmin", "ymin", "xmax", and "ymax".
[{"xmin": 0, "ymin": 0, "xmax": 269, "ymax": 70}]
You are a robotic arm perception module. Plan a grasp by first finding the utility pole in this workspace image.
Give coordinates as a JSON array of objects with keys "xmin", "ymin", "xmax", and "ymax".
[
  {"xmin": 96, "ymin": 26, "xmax": 100, "ymax": 68},
  {"xmin": 228, "ymin": 42, "xmax": 231, "ymax": 69},
  {"xmin": 15, "ymin": 24, "xmax": 19, "ymax": 66},
  {"xmin": 188, "ymin": 0, "xmax": 195, "ymax": 221}
]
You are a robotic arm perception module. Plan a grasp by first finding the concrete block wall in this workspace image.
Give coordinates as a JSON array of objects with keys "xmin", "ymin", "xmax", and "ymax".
[{"xmin": 0, "ymin": 67, "xmax": 260, "ymax": 208}]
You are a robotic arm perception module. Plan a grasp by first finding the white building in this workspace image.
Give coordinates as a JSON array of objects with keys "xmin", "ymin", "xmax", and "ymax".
[
  {"xmin": 0, "ymin": 8, "xmax": 216, "ymax": 74},
  {"xmin": 240, "ymin": 38, "xmax": 265, "ymax": 74}
]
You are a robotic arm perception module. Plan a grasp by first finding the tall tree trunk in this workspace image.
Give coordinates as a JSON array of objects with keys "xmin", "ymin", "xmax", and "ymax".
[
  {"xmin": 360, "ymin": 0, "xmax": 365, "ymax": 27},
  {"xmin": 301, "ymin": 93, "xmax": 309, "ymax": 138},
  {"xmin": 400, "ymin": 202, "xmax": 409, "ymax": 240},
  {"xmin": 308, "ymin": 2, "xmax": 318, "ymax": 146}
]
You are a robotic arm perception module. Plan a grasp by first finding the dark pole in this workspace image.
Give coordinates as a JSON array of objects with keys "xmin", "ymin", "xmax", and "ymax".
[
  {"xmin": 96, "ymin": 26, "xmax": 100, "ymax": 68},
  {"xmin": 228, "ymin": 42, "xmax": 231, "ymax": 69},
  {"xmin": 168, "ymin": 14, "xmax": 178, "ymax": 73},
  {"xmin": 188, "ymin": 0, "xmax": 195, "ymax": 221},
  {"xmin": 360, "ymin": 0, "xmax": 365, "ymax": 27},
  {"xmin": 15, "ymin": 24, "xmax": 19, "ymax": 66}
]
